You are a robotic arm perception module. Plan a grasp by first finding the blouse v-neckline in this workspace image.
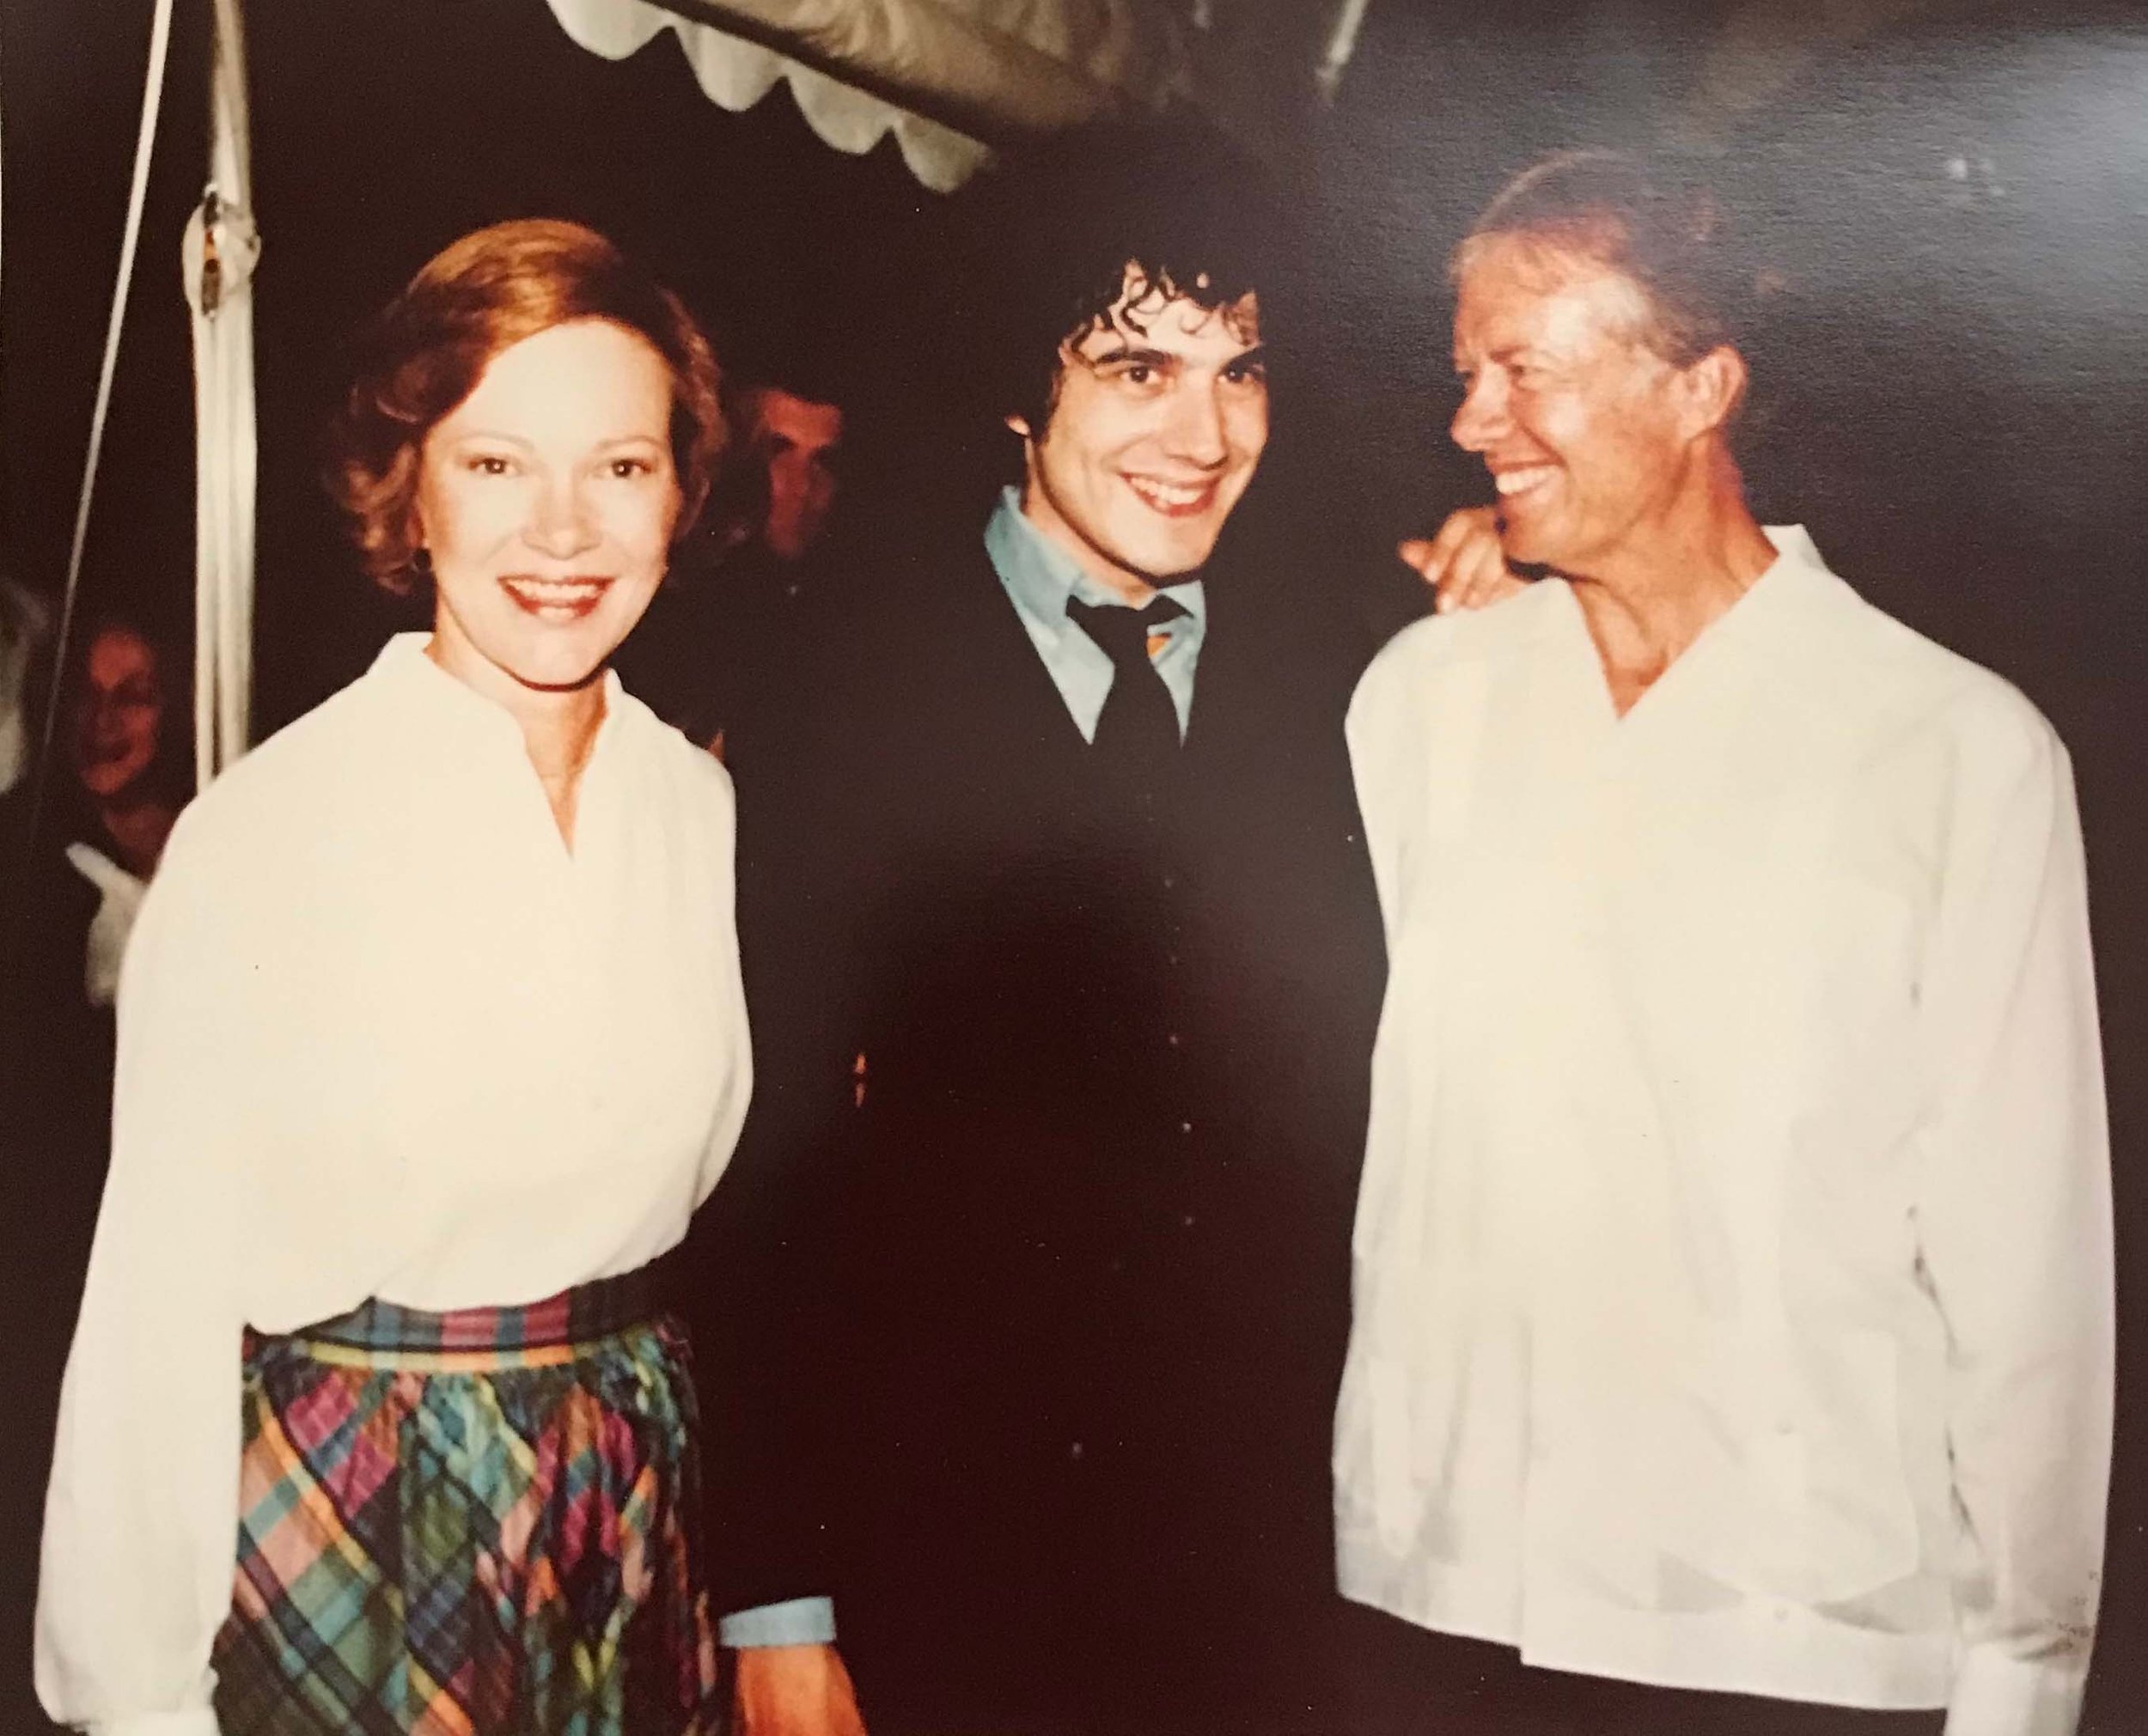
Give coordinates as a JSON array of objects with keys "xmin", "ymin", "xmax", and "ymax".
[
  {"xmin": 1543, "ymin": 539, "xmax": 1804, "ymax": 739},
  {"xmin": 398, "ymin": 636, "xmax": 621, "ymax": 867}
]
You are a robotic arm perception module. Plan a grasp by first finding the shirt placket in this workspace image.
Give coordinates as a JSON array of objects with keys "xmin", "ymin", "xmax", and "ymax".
[{"xmin": 1512, "ymin": 755, "xmax": 1630, "ymax": 1628}]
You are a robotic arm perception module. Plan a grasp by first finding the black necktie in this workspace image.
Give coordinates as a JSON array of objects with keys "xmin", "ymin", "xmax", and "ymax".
[{"xmin": 1067, "ymin": 594, "xmax": 1187, "ymax": 760}]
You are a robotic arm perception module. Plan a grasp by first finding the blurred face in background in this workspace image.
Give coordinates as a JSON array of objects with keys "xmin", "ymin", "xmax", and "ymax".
[
  {"xmin": 72, "ymin": 624, "xmax": 164, "ymax": 801},
  {"xmin": 415, "ymin": 316, "xmax": 682, "ymax": 703},
  {"xmin": 748, "ymin": 387, "xmax": 845, "ymax": 562}
]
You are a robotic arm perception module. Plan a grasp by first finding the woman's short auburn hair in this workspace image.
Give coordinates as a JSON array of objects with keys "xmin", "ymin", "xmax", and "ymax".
[{"xmin": 326, "ymin": 219, "xmax": 724, "ymax": 595}]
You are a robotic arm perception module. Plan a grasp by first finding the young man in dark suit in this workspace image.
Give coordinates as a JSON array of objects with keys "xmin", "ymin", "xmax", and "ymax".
[{"xmin": 696, "ymin": 122, "xmax": 1388, "ymax": 1736}]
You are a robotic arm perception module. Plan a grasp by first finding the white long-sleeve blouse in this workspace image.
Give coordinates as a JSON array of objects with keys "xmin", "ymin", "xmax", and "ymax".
[
  {"xmin": 36, "ymin": 635, "xmax": 753, "ymax": 1736},
  {"xmin": 1337, "ymin": 529, "xmax": 2111, "ymax": 1734}
]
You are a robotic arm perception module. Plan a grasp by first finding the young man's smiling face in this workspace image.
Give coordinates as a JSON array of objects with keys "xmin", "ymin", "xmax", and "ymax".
[{"xmin": 1010, "ymin": 269, "xmax": 1269, "ymax": 604}]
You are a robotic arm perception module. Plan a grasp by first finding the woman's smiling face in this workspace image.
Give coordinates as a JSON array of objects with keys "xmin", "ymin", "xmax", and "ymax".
[{"xmin": 415, "ymin": 316, "xmax": 681, "ymax": 703}]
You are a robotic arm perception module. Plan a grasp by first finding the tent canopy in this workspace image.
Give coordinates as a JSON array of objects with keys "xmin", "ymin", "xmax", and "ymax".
[{"xmin": 545, "ymin": 0, "xmax": 1374, "ymax": 189}]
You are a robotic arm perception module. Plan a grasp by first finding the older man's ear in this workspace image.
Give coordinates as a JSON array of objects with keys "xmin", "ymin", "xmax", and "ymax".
[{"xmin": 1398, "ymin": 505, "xmax": 1531, "ymax": 614}]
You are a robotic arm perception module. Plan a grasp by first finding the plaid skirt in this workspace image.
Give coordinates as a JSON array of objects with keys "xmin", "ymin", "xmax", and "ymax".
[{"xmin": 211, "ymin": 1269, "xmax": 721, "ymax": 1735}]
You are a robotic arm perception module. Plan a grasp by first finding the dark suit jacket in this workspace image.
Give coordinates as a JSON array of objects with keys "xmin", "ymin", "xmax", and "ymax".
[{"xmin": 678, "ymin": 521, "xmax": 1385, "ymax": 1733}]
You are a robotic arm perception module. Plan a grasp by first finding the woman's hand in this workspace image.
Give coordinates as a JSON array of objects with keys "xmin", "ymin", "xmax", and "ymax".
[
  {"xmin": 1399, "ymin": 506, "xmax": 1529, "ymax": 615},
  {"xmin": 733, "ymin": 1642, "xmax": 869, "ymax": 1736}
]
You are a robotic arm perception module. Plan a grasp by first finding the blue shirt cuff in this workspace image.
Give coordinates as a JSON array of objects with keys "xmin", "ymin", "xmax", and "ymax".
[{"xmin": 718, "ymin": 1595, "xmax": 837, "ymax": 1648}]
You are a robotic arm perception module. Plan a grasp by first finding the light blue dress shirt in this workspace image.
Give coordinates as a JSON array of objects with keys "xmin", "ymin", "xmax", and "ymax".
[{"xmin": 984, "ymin": 486, "xmax": 1208, "ymax": 741}]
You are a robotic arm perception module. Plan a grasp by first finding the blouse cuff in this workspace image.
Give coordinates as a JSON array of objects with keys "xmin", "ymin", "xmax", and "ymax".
[
  {"xmin": 88, "ymin": 1709, "xmax": 223, "ymax": 1736},
  {"xmin": 1944, "ymin": 1646, "xmax": 2090, "ymax": 1736},
  {"xmin": 717, "ymin": 1596, "xmax": 837, "ymax": 1648}
]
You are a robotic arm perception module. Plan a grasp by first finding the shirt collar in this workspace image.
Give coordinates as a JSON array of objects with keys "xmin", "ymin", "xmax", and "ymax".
[
  {"xmin": 1762, "ymin": 523, "xmax": 1826, "ymax": 576},
  {"xmin": 365, "ymin": 631, "xmax": 629, "ymax": 764},
  {"xmin": 1750, "ymin": 524, "xmax": 1846, "ymax": 623},
  {"xmin": 984, "ymin": 486, "xmax": 1207, "ymax": 637}
]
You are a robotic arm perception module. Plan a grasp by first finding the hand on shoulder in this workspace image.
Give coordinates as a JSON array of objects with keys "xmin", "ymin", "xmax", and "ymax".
[{"xmin": 1398, "ymin": 506, "xmax": 1530, "ymax": 616}]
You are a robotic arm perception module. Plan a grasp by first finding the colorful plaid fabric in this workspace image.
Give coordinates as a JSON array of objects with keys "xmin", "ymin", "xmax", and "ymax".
[
  {"xmin": 211, "ymin": 1279, "xmax": 720, "ymax": 1735},
  {"xmin": 294, "ymin": 1269, "xmax": 660, "ymax": 1363}
]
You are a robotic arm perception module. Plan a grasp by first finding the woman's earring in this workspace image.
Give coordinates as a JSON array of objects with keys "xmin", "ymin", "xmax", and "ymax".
[{"xmin": 412, "ymin": 547, "xmax": 433, "ymax": 579}]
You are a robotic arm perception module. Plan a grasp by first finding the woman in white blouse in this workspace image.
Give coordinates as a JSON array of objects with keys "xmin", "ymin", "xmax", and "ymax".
[
  {"xmin": 36, "ymin": 220, "xmax": 750, "ymax": 1736},
  {"xmin": 1337, "ymin": 153, "xmax": 2109, "ymax": 1736}
]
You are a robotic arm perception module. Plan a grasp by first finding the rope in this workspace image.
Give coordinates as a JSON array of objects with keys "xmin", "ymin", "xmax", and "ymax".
[{"xmin": 27, "ymin": 0, "xmax": 179, "ymax": 846}]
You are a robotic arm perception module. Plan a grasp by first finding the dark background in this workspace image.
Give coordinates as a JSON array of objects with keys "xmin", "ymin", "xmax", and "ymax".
[{"xmin": 3, "ymin": 0, "xmax": 2143, "ymax": 1724}]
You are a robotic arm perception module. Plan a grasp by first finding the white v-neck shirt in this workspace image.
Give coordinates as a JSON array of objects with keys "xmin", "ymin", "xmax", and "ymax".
[
  {"xmin": 37, "ymin": 635, "xmax": 753, "ymax": 1736},
  {"xmin": 1337, "ymin": 529, "xmax": 2109, "ymax": 1733}
]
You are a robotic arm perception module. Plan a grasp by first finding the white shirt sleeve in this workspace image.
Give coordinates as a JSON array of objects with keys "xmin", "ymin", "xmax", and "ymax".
[
  {"xmin": 696, "ymin": 758, "xmax": 754, "ymax": 1209},
  {"xmin": 1344, "ymin": 639, "xmax": 1419, "ymax": 942},
  {"xmin": 1913, "ymin": 711, "xmax": 2111, "ymax": 1736},
  {"xmin": 37, "ymin": 810, "xmax": 247, "ymax": 1736}
]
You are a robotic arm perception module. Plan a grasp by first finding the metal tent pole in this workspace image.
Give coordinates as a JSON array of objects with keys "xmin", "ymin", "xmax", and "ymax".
[{"xmin": 183, "ymin": 0, "xmax": 260, "ymax": 785}]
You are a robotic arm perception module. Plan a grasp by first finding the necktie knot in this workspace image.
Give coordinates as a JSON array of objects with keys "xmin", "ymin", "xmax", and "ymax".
[
  {"xmin": 1065, "ymin": 594, "xmax": 1187, "ymax": 758},
  {"xmin": 1066, "ymin": 595, "xmax": 1187, "ymax": 671}
]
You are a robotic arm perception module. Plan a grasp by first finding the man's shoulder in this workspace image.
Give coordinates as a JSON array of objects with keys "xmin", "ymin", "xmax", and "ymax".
[
  {"xmin": 1794, "ymin": 556, "xmax": 2064, "ymax": 762},
  {"xmin": 819, "ymin": 521, "xmax": 1000, "ymax": 640},
  {"xmin": 1195, "ymin": 575, "xmax": 1376, "ymax": 709},
  {"xmin": 1351, "ymin": 582, "xmax": 1566, "ymax": 722}
]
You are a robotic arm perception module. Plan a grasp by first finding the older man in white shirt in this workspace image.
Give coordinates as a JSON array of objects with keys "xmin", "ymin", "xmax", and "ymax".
[{"xmin": 1336, "ymin": 150, "xmax": 2111, "ymax": 1736}]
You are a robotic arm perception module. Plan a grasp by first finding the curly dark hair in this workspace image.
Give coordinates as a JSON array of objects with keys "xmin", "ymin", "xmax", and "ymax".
[
  {"xmin": 325, "ymin": 219, "xmax": 725, "ymax": 595},
  {"xmin": 1455, "ymin": 149, "xmax": 1767, "ymax": 369},
  {"xmin": 962, "ymin": 115, "xmax": 1283, "ymax": 436}
]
